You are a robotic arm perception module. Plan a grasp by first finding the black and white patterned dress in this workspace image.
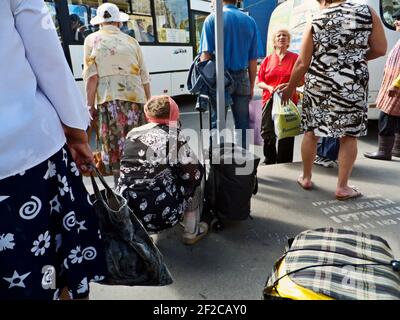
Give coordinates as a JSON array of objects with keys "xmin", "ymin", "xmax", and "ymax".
[{"xmin": 302, "ymin": 2, "xmax": 372, "ymax": 137}]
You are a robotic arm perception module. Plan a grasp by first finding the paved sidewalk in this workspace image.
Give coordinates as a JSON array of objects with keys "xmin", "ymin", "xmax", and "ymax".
[{"xmin": 87, "ymin": 157, "xmax": 400, "ymax": 300}]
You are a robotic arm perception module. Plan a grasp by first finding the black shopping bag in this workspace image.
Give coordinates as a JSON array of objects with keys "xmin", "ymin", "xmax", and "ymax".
[{"xmin": 90, "ymin": 169, "xmax": 173, "ymax": 286}]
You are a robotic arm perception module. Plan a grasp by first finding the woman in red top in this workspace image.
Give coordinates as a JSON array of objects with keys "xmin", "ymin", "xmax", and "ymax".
[{"xmin": 257, "ymin": 29, "xmax": 299, "ymax": 164}]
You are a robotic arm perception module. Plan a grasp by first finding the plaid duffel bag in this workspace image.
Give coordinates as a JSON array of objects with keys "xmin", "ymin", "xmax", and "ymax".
[{"xmin": 263, "ymin": 227, "xmax": 400, "ymax": 300}]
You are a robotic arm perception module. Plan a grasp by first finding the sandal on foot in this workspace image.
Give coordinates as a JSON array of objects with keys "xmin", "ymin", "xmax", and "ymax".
[
  {"xmin": 182, "ymin": 222, "xmax": 209, "ymax": 245},
  {"xmin": 297, "ymin": 176, "xmax": 313, "ymax": 190},
  {"xmin": 336, "ymin": 187, "xmax": 362, "ymax": 201}
]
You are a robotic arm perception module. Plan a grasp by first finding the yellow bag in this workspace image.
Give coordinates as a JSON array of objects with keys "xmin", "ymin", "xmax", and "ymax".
[
  {"xmin": 267, "ymin": 258, "xmax": 333, "ymax": 300},
  {"xmin": 272, "ymin": 93, "xmax": 301, "ymax": 140}
]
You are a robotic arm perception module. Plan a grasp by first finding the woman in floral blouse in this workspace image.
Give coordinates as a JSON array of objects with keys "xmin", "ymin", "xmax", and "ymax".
[
  {"xmin": 83, "ymin": 3, "xmax": 151, "ymax": 185},
  {"xmin": 117, "ymin": 96, "xmax": 208, "ymax": 245}
]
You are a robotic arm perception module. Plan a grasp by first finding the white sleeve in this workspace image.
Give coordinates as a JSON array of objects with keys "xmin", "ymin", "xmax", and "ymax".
[{"xmin": 12, "ymin": 0, "xmax": 90, "ymax": 130}]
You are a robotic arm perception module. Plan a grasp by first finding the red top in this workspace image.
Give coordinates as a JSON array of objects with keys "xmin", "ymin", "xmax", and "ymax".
[{"xmin": 257, "ymin": 51, "xmax": 299, "ymax": 106}]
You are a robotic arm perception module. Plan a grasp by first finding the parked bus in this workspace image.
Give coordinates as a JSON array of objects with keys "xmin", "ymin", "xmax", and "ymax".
[
  {"xmin": 267, "ymin": 0, "xmax": 400, "ymax": 119},
  {"xmin": 44, "ymin": 0, "xmax": 211, "ymax": 97}
]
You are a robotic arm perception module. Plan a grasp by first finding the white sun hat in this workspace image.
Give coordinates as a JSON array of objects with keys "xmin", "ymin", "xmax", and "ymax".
[{"xmin": 90, "ymin": 3, "xmax": 129, "ymax": 26}]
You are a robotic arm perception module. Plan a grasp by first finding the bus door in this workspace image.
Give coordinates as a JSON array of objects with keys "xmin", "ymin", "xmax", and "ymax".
[{"xmin": 190, "ymin": 10, "xmax": 209, "ymax": 57}]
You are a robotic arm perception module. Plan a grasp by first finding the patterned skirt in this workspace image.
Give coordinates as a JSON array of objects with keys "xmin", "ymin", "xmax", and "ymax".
[
  {"xmin": 301, "ymin": 90, "xmax": 368, "ymax": 138},
  {"xmin": 0, "ymin": 146, "xmax": 106, "ymax": 300},
  {"xmin": 97, "ymin": 100, "xmax": 146, "ymax": 172}
]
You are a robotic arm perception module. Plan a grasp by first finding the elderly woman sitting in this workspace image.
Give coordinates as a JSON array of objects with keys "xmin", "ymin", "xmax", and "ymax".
[{"xmin": 117, "ymin": 95, "xmax": 208, "ymax": 245}]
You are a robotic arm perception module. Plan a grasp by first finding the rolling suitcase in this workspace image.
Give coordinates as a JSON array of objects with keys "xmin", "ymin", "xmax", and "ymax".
[
  {"xmin": 198, "ymin": 98, "xmax": 260, "ymax": 230},
  {"xmin": 263, "ymin": 228, "xmax": 400, "ymax": 300}
]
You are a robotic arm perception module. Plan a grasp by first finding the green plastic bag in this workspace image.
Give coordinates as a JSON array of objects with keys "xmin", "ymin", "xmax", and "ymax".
[{"xmin": 272, "ymin": 93, "xmax": 301, "ymax": 140}]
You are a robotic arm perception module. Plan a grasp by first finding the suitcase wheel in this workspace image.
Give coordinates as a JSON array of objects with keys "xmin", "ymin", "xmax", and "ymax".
[{"xmin": 210, "ymin": 217, "xmax": 223, "ymax": 232}]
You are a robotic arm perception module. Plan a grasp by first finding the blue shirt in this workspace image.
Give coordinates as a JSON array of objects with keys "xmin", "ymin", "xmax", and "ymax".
[{"xmin": 199, "ymin": 4, "xmax": 261, "ymax": 71}]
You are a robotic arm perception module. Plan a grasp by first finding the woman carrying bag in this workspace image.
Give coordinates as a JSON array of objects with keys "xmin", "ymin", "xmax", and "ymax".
[
  {"xmin": 257, "ymin": 29, "xmax": 300, "ymax": 165},
  {"xmin": 281, "ymin": 0, "xmax": 387, "ymax": 199},
  {"xmin": 0, "ymin": 0, "xmax": 106, "ymax": 300}
]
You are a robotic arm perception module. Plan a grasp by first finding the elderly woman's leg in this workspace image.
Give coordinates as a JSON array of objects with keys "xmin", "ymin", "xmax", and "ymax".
[
  {"xmin": 182, "ymin": 185, "xmax": 208, "ymax": 245},
  {"xmin": 336, "ymin": 136, "xmax": 360, "ymax": 199},
  {"xmin": 298, "ymin": 131, "xmax": 319, "ymax": 189}
]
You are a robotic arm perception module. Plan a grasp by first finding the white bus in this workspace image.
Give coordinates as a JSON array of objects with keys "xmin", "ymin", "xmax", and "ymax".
[
  {"xmin": 45, "ymin": 0, "xmax": 211, "ymax": 97},
  {"xmin": 267, "ymin": 0, "xmax": 400, "ymax": 119}
]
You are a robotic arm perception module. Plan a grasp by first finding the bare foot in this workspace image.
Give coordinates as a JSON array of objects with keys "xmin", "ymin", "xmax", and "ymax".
[
  {"xmin": 297, "ymin": 175, "xmax": 313, "ymax": 190},
  {"xmin": 336, "ymin": 186, "xmax": 362, "ymax": 201}
]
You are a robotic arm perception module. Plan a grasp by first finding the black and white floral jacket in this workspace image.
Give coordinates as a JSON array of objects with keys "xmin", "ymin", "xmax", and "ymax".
[{"xmin": 117, "ymin": 123, "xmax": 204, "ymax": 232}]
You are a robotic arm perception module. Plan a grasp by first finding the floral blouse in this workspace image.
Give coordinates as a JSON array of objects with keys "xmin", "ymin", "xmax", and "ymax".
[
  {"xmin": 83, "ymin": 25, "xmax": 150, "ymax": 105},
  {"xmin": 117, "ymin": 123, "xmax": 204, "ymax": 232}
]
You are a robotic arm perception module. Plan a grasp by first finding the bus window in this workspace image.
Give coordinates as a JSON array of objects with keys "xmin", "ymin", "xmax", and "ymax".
[
  {"xmin": 128, "ymin": 16, "xmax": 155, "ymax": 42},
  {"xmin": 193, "ymin": 12, "xmax": 208, "ymax": 54},
  {"xmin": 131, "ymin": 0, "xmax": 151, "ymax": 15},
  {"xmin": 109, "ymin": 0, "xmax": 130, "ymax": 12},
  {"xmin": 67, "ymin": 0, "xmax": 100, "ymax": 44},
  {"xmin": 381, "ymin": 0, "xmax": 400, "ymax": 29},
  {"xmin": 111, "ymin": 1, "xmax": 140, "ymax": 40},
  {"xmin": 123, "ymin": 0, "xmax": 155, "ymax": 42},
  {"xmin": 44, "ymin": 1, "xmax": 62, "ymax": 43},
  {"xmin": 155, "ymin": 0, "xmax": 190, "ymax": 43}
]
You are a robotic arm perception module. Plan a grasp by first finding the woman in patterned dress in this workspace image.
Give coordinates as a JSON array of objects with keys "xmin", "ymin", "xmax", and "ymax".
[
  {"xmin": 364, "ymin": 10, "xmax": 400, "ymax": 161},
  {"xmin": 0, "ymin": 0, "xmax": 106, "ymax": 300},
  {"xmin": 281, "ymin": 0, "xmax": 387, "ymax": 200},
  {"xmin": 117, "ymin": 96, "xmax": 208, "ymax": 245},
  {"xmin": 84, "ymin": 3, "xmax": 151, "ymax": 186}
]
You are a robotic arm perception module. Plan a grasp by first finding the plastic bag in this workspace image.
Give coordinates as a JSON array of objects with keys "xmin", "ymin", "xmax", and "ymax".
[{"xmin": 271, "ymin": 93, "xmax": 301, "ymax": 140}]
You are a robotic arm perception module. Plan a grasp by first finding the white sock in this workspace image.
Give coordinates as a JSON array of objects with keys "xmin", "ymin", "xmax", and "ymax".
[{"xmin": 183, "ymin": 208, "xmax": 200, "ymax": 234}]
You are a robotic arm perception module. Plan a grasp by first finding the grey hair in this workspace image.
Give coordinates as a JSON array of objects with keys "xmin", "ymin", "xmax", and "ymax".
[{"xmin": 271, "ymin": 29, "xmax": 291, "ymax": 50}]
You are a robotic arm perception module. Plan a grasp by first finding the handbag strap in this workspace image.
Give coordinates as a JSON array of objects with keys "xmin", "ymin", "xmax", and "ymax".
[{"xmin": 90, "ymin": 167, "xmax": 117, "ymax": 202}]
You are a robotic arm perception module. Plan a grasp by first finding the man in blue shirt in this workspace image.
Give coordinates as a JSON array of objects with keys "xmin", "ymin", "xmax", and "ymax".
[{"xmin": 199, "ymin": 0, "xmax": 260, "ymax": 149}]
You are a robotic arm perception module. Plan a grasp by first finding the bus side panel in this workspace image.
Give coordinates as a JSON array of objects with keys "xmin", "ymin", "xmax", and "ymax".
[
  {"xmin": 149, "ymin": 73, "xmax": 172, "ymax": 96},
  {"xmin": 141, "ymin": 46, "xmax": 193, "ymax": 95},
  {"xmin": 68, "ymin": 45, "xmax": 85, "ymax": 99},
  {"xmin": 70, "ymin": 45, "xmax": 85, "ymax": 80},
  {"xmin": 68, "ymin": 44, "xmax": 193, "ymax": 97},
  {"xmin": 141, "ymin": 46, "xmax": 193, "ymax": 74},
  {"xmin": 171, "ymin": 71, "xmax": 191, "ymax": 96}
]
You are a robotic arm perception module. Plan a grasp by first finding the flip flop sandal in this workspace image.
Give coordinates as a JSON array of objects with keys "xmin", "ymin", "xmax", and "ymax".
[
  {"xmin": 297, "ymin": 176, "xmax": 313, "ymax": 190},
  {"xmin": 336, "ymin": 187, "xmax": 362, "ymax": 201}
]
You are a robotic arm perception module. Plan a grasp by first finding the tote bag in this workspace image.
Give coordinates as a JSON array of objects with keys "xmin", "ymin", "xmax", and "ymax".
[{"xmin": 90, "ymin": 169, "xmax": 173, "ymax": 286}]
